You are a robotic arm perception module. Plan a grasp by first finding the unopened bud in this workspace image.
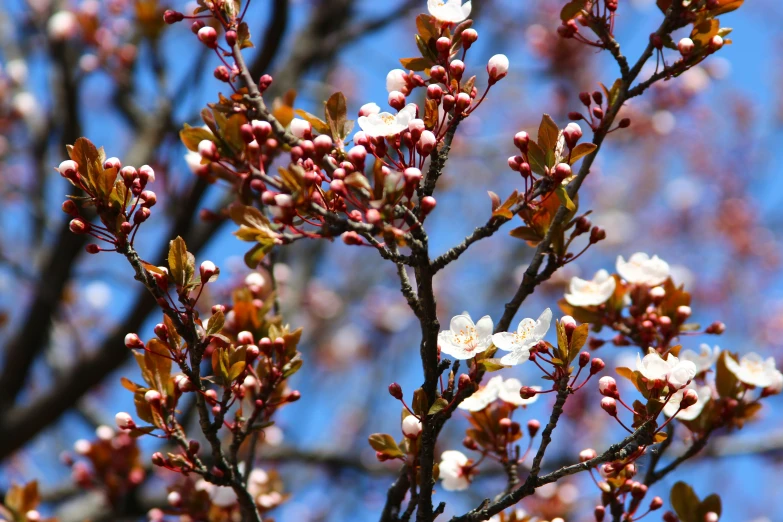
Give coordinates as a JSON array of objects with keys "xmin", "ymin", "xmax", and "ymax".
[
  {"xmin": 579, "ymin": 448, "xmax": 597, "ymax": 462},
  {"xmin": 601, "ymin": 397, "xmax": 617, "ymax": 416},
  {"xmin": 124, "ymin": 333, "xmax": 143, "ymax": 349},
  {"xmin": 402, "ymin": 415, "xmax": 422, "ymax": 438},
  {"xmin": 388, "ymin": 382, "xmax": 403, "ymax": 400},
  {"xmin": 527, "ymin": 419, "xmax": 540, "ymax": 437},
  {"xmin": 421, "ymin": 196, "xmax": 437, "ymax": 215},
  {"xmin": 678, "ymin": 37, "xmax": 695, "ymax": 56},
  {"xmin": 200, "ymin": 260, "xmax": 218, "ymax": 282},
  {"xmin": 197, "ymin": 26, "xmax": 218, "ymax": 48},
  {"xmin": 590, "ymin": 357, "xmax": 605, "ymax": 374},
  {"xmin": 650, "ymin": 497, "xmax": 664, "ymax": 510}
]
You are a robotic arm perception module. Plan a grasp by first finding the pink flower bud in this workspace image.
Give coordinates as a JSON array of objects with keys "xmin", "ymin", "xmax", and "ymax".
[
  {"xmin": 404, "ymin": 167, "xmax": 422, "ymax": 185},
  {"xmin": 579, "ymin": 448, "xmax": 597, "ymax": 462},
  {"xmin": 590, "ymin": 358, "xmax": 605, "ymax": 374},
  {"xmin": 578, "ymin": 351, "xmax": 590, "ymax": 367},
  {"xmin": 402, "ymin": 415, "xmax": 422, "ymax": 438},
  {"xmin": 86, "ymin": 244, "xmax": 100, "ymax": 254},
  {"xmin": 198, "ymin": 139, "xmax": 218, "ymax": 160},
  {"xmin": 527, "ymin": 419, "xmax": 540, "ymax": 437},
  {"xmin": 420, "ymin": 196, "xmax": 437, "ymax": 215},
  {"xmin": 251, "ymin": 120, "xmax": 272, "ymax": 142},
  {"xmin": 601, "ymin": 397, "xmax": 617, "ymax": 416},
  {"xmin": 386, "ymin": 69, "xmax": 408, "ymax": 94},
  {"xmin": 709, "ymin": 35, "xmax": 723, "ymax": 51},
  {"xmin": 145, "ymin": 390, "xmax": 162, "ymax": 404},
  {"xmin": 461, "ymin": 28, "xmax": 478, "ymax": 50},
  {"xmin": 366, "ymin": 208, "xmax": 382, "ymax": 225},
  {"xmin": 513, "ymin": 131, "xmax": 529, "ymax": 153},
  {"xmin": 120, "ymin": 165, "xmax": 137, "ymax": 185},
  {"xmin": 200, "ymin": 260, "xmax": 218, "ymax": 282},
  {"xmin": 175, "ymin": 374, "xmax": 194, "ymax": 392},
  {"xmin": 237, "ymin": 330, "xmax": 254, "ymax": 345},
  {"xmin": 313, "ymin": 134, "xmax": 333, "ymax": 155},
  {"xmin": 134, "ymin": 207, "xmax": 151, "ymax": 224},
  {"xmin": 650, "ymin": 497, "xmax": 664, "ymax": 511},
  {"xmin": 449, "ymin": 59, "xmax": 465, "ymax": 80},
  {"xmin": 115, "ymin": 412, "xmax": 134, "ymax": 429},
  {"xmin": 141, "ymin": 190, "xmax": 157, "ymax": 208},
  {"xmin": 214, "ymin": 65, "xmax": 230, "ymax": 82},
  {"xmin": 225, "ymin": 30, "xmax": 237, "ymax": 47},
  {"xmin": 598, "ymin": 376, "xmax": 619, "ymax": 398},
  {"xmin": 163, "ymin": 10, "xmax": 184, "ymax": 24},
  {"xmin": 677, "ymin": 305, "xmax": 691, "ymax": 320},
  {"xmin": 508, "ymin": 156, "xmax": 522, "ymax": 172},
  {"xmin": 290, "ymin": 118, "xmax": 312, "ymax": 139},
  {"xmin": 563, "ymin": 122, "xmax": 582, "ymax": 149},
  {"xmin": 442, "ymin": 94, "xmax": 455, "ymax": 111},
  {"xmin": 342, "ymin": 231, "xmax": 362, "ymax": 245},
  {"xmin": 124, "ymin": 333, "xmax": 143, "ymax": 348},
  {"xmin": 677, "ymin": 37, "xmax": 694, "ymax": 56},
  {"xmin": 427, "ymin": 84, "xmax": 443, "ymax": 100},
  {"xmin": 347, "ymin": 145, "xmax": 367, "ymax": 169},
  {"xmin": 680, "ymin": 388, "xmax": 699, "ymax": 409},
  {"xmin": 553, "ymin": 163, "xmax": 572, "ymax": 182},
  {"xmin": 197, "ymin": 26, "xmax": 217, "ymax": 48},
  {"xmin": 58, "ymin": 159, "xmax": 78, "ymax": 178},
  {"xmin": 388, "ymin": 91, "xmax": 406, "ymax": 111},
  {"xmin": 430, "ymin": 65, "xmax": 447, "ymax": 83},
  {"xmin": 417, "ymin": 130, "xmax": 437, "ymax": 156},
  {"xmin": 104, "ymin": 157, "xmax": 121, "ymax": 170},
  {"xmin": 436, "ymin": 36, "xmax": 451, "ymax": 54},
  {"xmin": 487, "ymin": 54, "xmax": 509, "ymax": 83},
  {"xmin": 455, "ymin": 92, "xmax": 471, "ymax": 113},
  {"xmin": 408, "ymin": 118, "xmax": 425, "ymax": 139},
  {"xmin": 520, "ymin": 386, "xmax": 537, "ymax": 399},
  {"xmin": 258, "ymin": 74, "xmax": 273, "ymax": 93},
  {"xmin": 69, "ymin": 218, "xmax": 89, "ymax": 234}
]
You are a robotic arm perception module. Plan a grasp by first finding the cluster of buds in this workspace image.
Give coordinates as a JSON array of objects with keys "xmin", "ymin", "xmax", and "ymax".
[
  {"xmin": 61, "ymin": 425, "xmax": 146, "ymax": 505},
  {"xmin": 59, "ymin": 145, "xmax": 157, "ymax": 253},
  {"xmin": 588, "ymin": 458, "xmax": 664, "ymax": 522},
  {"xmin": 568, "ymin": 90, "xmax": 630, "ymax": 133},
  {"xmin": 557, "ymin": 0, "xmax": 620, "ymax": 48}
]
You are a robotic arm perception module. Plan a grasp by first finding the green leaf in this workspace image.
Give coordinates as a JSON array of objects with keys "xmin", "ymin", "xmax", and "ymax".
[
  {"xmin": 527, "ymin": 141, "xmax": 547, "ymax": 175},
  {"xmin": 568, "ymin": 142, "xmax": 597, "ymax": 164},
  {"xmin": 428, "ymin": 397, "xmax": 448, "ymax": 416},
  {"xmin": 698, "ymin": 494, "xmax": 722, "ymax": 520},
  {"xmin": 412, "ymin": 388, "xmax": 428, "ymax": 416},
  {"xmin": 560, "ymin": 0, "xmax": 586, "ymax": 21},
  {"xmin": 281, "ymin": 354, "xmax": 303, "ymax": 378},
  {"xmin": 207, "ymin": 310, "xmax": 225, "ymax": 336},
  {"xmin": 228, "ymin": 361, "xmax": 247, "ymax": 381},
  {"xmin": 537, "ymin": 114, "xmax": 560, "ymax": 153},
  {"xmin": 324, "ymin": 92, "xmax": 348, "ymax": 140},
  {"xmin": 368, "ymin": 433, "xmax": 404, "ymax": 458},
  {"xmin": 179, "ymin": 124, "xmax": 215, "ymax": 152},
  {"xmin": 399, "ymin": 57, "xmax": 432, "ymax": 71},
  {"xmin": 555, "ymin": 185, "xmax": 576, "ymax": 212},
  {"xmin": 670, "ymin": 481, "xmax": 700, "ymax": 522},
  {"xmin": 168, "ymin": 236, "xmax": 190, "ymax": 289},
  {"xmin": 478, "ymin": 358, "xmax": 507, "ymax": 373}
]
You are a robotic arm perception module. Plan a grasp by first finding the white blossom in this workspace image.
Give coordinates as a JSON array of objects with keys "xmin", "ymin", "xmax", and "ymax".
[
  {"xmin": 492, "ymin": 308, "xmax": 551, "ymax": 366},
  {"xmin": 357, "ymin": 103, "xmax": 418, "ymax": 138},
  {"xmin": 564, "ymin": 269, "xmax": 616, "ymax": 307},
  {"xmin": 427, "ymin": 0, "xmax": 472, "ymax": 23},
  {"xmin": 724, "ymin": 352, "xmax": 783, "ymax": 389},
  {"xmin": 438, "ymin": 312, "xmax": 493, "ymax": 360},
  {"xmin": 458, "ymin": 376, "xmax": 540, "ymax": 411},
  {"xmin": 616, "ymin": 253, "xmax": 670, "ymax": 286},
  {"xmin": 439, "ymin": 450, "xmax": 471, "ymax": 491},
  {"xmin": 47, "ymin": 10, "xmax": 79, "ymax": 40},
  {"xmin": 196, "ymin": 479, "xmax": 237, "ymax": 507},
  {"xmin": 679, "ymin": 344, "xmax": 720, "ymax": 375},
  {"xmin": 663, "ymin": 383, "xmax": 711, "ymax": 421},
  {"xmin": 290, "ymin": 118, "xmax": 311, "ymax": 138},
  {"xmin": 635, "ymin": 349, "xmax": 696, "ymax": 389}
]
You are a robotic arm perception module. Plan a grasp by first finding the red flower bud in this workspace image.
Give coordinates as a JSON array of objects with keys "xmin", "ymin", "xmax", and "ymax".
[
  {"xmin": 601, "ymin": 397, "xmax": 617, "ymax": 416},
  {"xmin": 163, "ymin": 10, "xmax": 184, "ymax": 24},
  {"xmin": 590, "ymin": 358, "xmax": 605, "ymax": 374},
  {"xmin": 388, "ymin": 382, "xmax": 403, "ymax": 400},
  {"xmin": 69, "ymin": 218, "xmax": 89, "ymax": 234},
  {"xmin": 420, "ymin": 196, "xmax": 437, "ymax": 215},
  {"xmin": 197, "ymin": 26, "xmax": 218, "ymax": 49},
  {"xmin": 527, "ymin": 419, "xmax": 540, "ymax": 437}
]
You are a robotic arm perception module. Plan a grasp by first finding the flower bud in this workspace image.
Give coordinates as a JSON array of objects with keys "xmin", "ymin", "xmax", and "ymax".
[
  {"xmin": 436, "ymin": 36, "xmax": 451, "ymax": 54},
  {"xmin": 709, "ymin": 35, "xmax": 723, "ymax": 51},
  {"xmin": 85, "ymin": 244, "xmax": 100, "ymax": 254},
  {"xmin": 487, "ymin": 54, "xmax": 509, "ymax": 83},
  {"xmin": 163, "ymin": 9, "xmax": 184, "ymax": 24},
  {"xmin": 200, "ymin": 260, "xmax": 218, "ymax": 282},
  {"xmin": 290, "ymin": 118, "xmax": 312, "ymax": 140},
  {"xmin": 513, "ymin": 131, "xmax": 529, "ymax": 153},
  {"xmin": 553, "ymin": 162, "xmax": 572, "ymax": 182},
  {"xmin": 225, "ymin": 30, "xmax": 237, "ymax": 47},
  {"xmin": 449, "ymin": 59, "xmax": 465, "ymax": 81},
  {"xmin": 417, "ymin": 130, "xmax": 437, "ymax": 156},
  {"xmin": 347, "ymin": 145, "xmax": 367, "ymax": 170},
  {"xmin": 527, "ymin": 419, "xmax": 540, "ymax": 437},
  {"xmin": 115, "ymin": 412, "xmax": 134, "ymax": 429},
  {"xmin": 389, "ymin": 382, "xmax": 403, "ymax": 400},
  {"xmin": 520, "ymin": 386, "xmax": 537, "ymax": 399},
  {"xmin": 594, "ymin": 506, "xmax": 605, "ymax": 522},
  {"xmin": 404, "ymin": 167, "xmax": 422, "ymax": 186},
  {"xmin": 598, "ymin": 376, "xmax": 619, "ymax": 398},
  {"xmin": 590, "ymin": 358, "xmax": 605, "ymax": 374},
  {"xmin": 461, "ymin": 28, "xmax": 478, "ymax": 50},
  {"xmin": 463, "ymin": 436, "xmax": 478, "ymax": 450},
  {"xmin": 427, "ymin": 84, "xmax": 443, "ymax": 101},
  {"xmin": 676, "ymin": 305, "xmax": 692, "ymax": 321},
  {"xmin": 251, "ymin": 120, "xmax": 272, "ymax": 143},
  {"xmin": 402, "ymin": 415, "xmax": 422, "ymax": 438},
  {"xmin": 386, "ymin": 69, "xmax": 408, "ymax": 94},
  {"xmin": 455, "ymin": 92, "xmax": 471, "ymax": 113},
  {"xmin": 430, "ymin": 65, "xmax": 447, "ymax": 83},
  {"xmin": 420, "ymin": 196, "xmax": 437, "ymax": 215},
  {"xmin": 680, "ymin": 388, "xmax": 699, "ymax": 409},
  {"xmin": 442, "ymin": 94, "xmax": 455, "ymax": 111},
  {"xmin": 313, "ymin": 134, "xmax": 333, "ymax": 156},
  {"xmin": 650, "ymin": 497, "xmax": 664, "ymax": 511},
  {"xmin": 69, "ymin": 218, "xmax": 89, "ymax": 234},
  {"xmin": 197, "ymin": 26, "xmax": 218, "ymax": 48},
  {"xmin": 198, "ymin": 139, "xmax": 218, "ymax": 161},
  {"xmin": 563, "ymin": 122, "xmax": 582, "ymax": 149},
  {"xmin": 125, "ymin": 333, "xmax": 143, "ymax": 349},
  {"xmin": 134, "ymin": 207, "xmax": 151, "ymax": 224},
  {"xmin": 589, "ymin": 226, "xmax": 606, "ymax": 243},
  {"xmin": 706, "ymin": 321, "xmax": 725, "ymax": 335},
  {"xmin": 145, "ymin": 390, "xmax": 162, "ymax": 404},
  {"xmin": 579, "ymin": 351, "xmax": 590, "ymax": 368},
  {"xmin": 601, "ymin": 397, "xmax": 617, "ymax": 416},
  {"xmin": 388, "ymin": 91, "xmax": 406, "ymax": 111},
  {"xmin": 618, "ymin": 117, "xmax": 631, "ymax": 128},
  {"xmin": 58, "ymin": 159, "xmax": 78, "ymax": 177},
  {"xmin": 579, "ymin": 448, "xmax": 597, "ymax": 462},
  {"xmin": 678, "ymin": 37, "xmax": 694, "ymax": 56},
  {"xmin": 258, "ymin": 74, "xmax": 273, "ymax": 93}
]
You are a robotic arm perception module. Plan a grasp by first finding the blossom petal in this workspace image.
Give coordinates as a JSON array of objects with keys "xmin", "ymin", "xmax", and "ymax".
[{"xmin": 491, "ymin": 332, "xmax": 518, "ymax": 352}]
